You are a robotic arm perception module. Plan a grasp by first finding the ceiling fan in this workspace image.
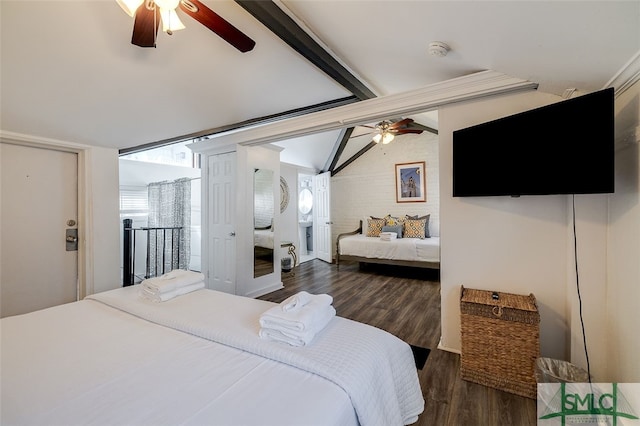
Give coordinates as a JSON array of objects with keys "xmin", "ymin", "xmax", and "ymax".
[
  {"xmin": 362, "ymin": 118, "xmax": 424, "ymax": 144},
  {"xmin": 116, "ymin": 0, "xmax": 255, "ymax": 52}
]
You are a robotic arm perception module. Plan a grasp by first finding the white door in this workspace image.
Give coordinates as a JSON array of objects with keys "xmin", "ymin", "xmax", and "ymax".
[
  {"xmin": 313, "ymin": 171, "xmax": 332, "ymax": 263},
  {"xmin": 207, "ymin": 152, "xmax": 236, "ymax": 294},
  {"xmin": 1, "ymin": 143, "xmax": 78, "ymax": 318}
]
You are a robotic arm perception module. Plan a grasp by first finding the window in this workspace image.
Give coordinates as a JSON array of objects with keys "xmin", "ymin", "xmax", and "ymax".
[{"xmin": 119, "ymin": 185, "xmax": 148, "ymax": 220}]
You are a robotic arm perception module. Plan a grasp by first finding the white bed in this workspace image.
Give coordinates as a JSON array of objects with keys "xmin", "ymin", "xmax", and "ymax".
[
  {"xmin": 339, "ymin": 234, "xmax": 440, "ymax": 263},
  {"xmin": 1, "ymin": 286, "xmax": 424, "ymax": 426},
  {"xmin": 254, "ymin": 228, "xmax": 274, "ymax": 249},
  {"xmin": 337, "ymin": 233, "xmax": 440, "ymax": 270}
]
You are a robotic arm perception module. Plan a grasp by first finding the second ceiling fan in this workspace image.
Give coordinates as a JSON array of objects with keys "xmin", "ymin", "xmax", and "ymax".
[
  {"xmin": 363, "ymin": 118, "xmax": 424, "ymax": 144},
  {"xmin": 117, "ymin": 0, "xmax": 255, "ymax": 52}
]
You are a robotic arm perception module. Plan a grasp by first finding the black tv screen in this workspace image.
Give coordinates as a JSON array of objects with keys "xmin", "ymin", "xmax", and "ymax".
[{"xmin": 452, "ymin": 87, "xmax": 614, "ymax": 197}]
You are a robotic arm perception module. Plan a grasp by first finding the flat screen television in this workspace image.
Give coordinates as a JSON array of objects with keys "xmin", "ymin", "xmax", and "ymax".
[{"xmin": 452, "ymin": 87, "xmax": 614, "ymax": 197}]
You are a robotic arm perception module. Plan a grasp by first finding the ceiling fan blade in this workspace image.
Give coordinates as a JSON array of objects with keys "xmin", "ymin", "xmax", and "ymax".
[
  {"xmin": 388, "ymin": 118, "xmax": 414, "ymax": 130},
  {"xmin": 179, "ymin": 0, "xmax": 255, "ymax": 52},
  {"xmin": 392, "ymin": 128, "xmax": 423, "ymax": 135},
  {"xmin": 132, "ymin": 2, "xmax": 159, "ymax": 48}
]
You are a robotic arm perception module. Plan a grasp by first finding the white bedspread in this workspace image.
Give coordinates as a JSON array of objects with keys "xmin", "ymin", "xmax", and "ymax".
[
  {"xmin": 1, "ymin": 296, "xmax": 358, "ymax": 426},
  {"xmin": 340, "ymin": 234, "xmax": 440, "ymax": 263},
  {"xmin": 2, "ymin": 286, "xmax": 424, "ymax": 426},
  {"xmin": 88, "ymin": 286, "xmax": 424, "ymax": 426}
]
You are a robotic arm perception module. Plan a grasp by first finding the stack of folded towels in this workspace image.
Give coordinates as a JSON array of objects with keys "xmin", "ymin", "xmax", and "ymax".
[
  {"xmin": 139, "ymin": 269, "xmax": 205, "ymax": 302},
  {"xmin": 380, "ymin": 231, "xmax": 398, "ymax": 241},
  {"xmin": 259, "ymin": 291, "xmax": 335, "ymax": 347}
]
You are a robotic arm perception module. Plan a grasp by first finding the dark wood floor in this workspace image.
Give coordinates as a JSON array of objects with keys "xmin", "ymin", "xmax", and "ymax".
[{"xmin": 259, "ymin": 259, "xmax": 537, "ymax": 426}]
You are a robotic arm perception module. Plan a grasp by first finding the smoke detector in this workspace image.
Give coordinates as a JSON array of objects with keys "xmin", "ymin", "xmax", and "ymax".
[{"xmin": 428, "ymin": 41, "xmax": 450, "ymax": 57}]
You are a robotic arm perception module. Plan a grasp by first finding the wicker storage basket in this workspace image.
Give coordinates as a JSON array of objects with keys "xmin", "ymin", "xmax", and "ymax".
[{"xmin": 460, "ymin": 286, "xmax": 540, "ymax": 399}]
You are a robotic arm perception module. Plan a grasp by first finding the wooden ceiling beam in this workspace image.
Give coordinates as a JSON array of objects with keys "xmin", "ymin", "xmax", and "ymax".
[
  {"xmin": 235, "ymin": 1, "xmax": 376, "ymax": 101},
  {"xmin": 119, "ymin": 96, "xmax": 358, "ymax": 155},
  {"xmin": 325, "ymin": 127, "xmax": 354, "ymax": 173},
  {"xmin": 331, "ymin": 141, "xmax": 377, "ymax": 176}
]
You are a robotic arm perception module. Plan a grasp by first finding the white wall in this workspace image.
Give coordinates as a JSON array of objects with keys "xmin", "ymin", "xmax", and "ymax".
[
  {"xmin": 438, "ymin": 90, "xmax": 612, "ymax": 373},
  {"xmin": 86, "ymin": 147, "xmax": 121, "ymax": 294},
  {"xmin": 119, "ymin": 159, "xmax": 201, "ymax": 186},
  {"xmin": 280, "ymin": 163, "xmax": 302, "ymax": 261},
  {"xmin": 331, "ymin": 132, "xmax": 440, "ymax": 253},
  {"xmin": 607, "ymin": 79, "xmax": 640, "ymax": 382}
]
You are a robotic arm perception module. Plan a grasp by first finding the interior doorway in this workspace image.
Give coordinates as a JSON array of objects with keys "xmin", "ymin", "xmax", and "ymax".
[{"xmin": 297, "ymin": 174, "xmax": 315, "ymax": 264}]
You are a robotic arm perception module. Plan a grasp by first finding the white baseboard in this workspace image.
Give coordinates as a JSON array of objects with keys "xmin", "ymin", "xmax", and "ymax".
[
  {"xmin": 437, "ymin": 336, "xmax": 461, "ymax": 354},
  {"xmin": 245, "ymin": 282, "xmax": 284, "ymax": 299}
]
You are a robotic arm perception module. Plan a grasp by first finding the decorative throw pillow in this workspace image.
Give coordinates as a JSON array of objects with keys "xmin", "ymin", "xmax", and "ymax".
[
  {"xmin": 384, "ymin": 214, "xmax": 407, "ymax": 227},
  {"xmin": 381, "ymin": 225, "xmax": 403, "ymax": 238},
  {"xmin": 363, "ymin": 216, "xmax": 383, "ymax": 231},
  {"xmin": 366, "ymin": 217, "xmax": 386, "ymax": 237},
  {"xmin": 406, "ymin": 214, "xmax": 431, "ymax": 238},
  {"xmin": 404, "ymin": 218, "xmax": 427, "ymax": 239}
]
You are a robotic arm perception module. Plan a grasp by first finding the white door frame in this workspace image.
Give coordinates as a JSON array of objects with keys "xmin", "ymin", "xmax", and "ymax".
[{"xmin": 0, "ymin": 132, "xmax": 95, "ymax": 298}]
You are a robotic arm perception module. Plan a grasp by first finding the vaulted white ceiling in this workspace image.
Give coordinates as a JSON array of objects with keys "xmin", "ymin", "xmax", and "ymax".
[{"xmin": 1, "ymin": 1, "xmax": 639, "ymax": 167}]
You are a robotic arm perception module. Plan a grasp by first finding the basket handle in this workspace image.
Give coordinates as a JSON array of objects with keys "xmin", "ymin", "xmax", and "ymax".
[{"xmin": 492, "ymin": 306, "xmax": 503, "ymax": 317}]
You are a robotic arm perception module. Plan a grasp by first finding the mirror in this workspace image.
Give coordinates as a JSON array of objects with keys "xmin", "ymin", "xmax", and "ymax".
[
  {"xmin": 253, "ymin": 169, "xmax": 275, "ymax": 278},
  {"xmin": 299, "ymin": 188, "xmax": 313, "ymax": 215}
]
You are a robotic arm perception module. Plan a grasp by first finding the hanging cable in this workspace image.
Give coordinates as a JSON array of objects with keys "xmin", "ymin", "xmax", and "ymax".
[{"xmin": 572, "ymin": 194, "xmax": 591, "ymax": 383}]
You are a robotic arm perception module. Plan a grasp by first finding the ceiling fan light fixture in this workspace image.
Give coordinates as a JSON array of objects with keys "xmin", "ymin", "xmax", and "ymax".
[
  {"xmin": 372, "ymin": 131, "xmax": 395, "ymax": 144},
  {"xmin": 160, "ymin": 7, "xmax": 186, "ymax": 33},
  {"xmin": 116, "ymin": 0, "xmax": 144, "ymax": 17},
  {"xmin": 122, "ymin": 0, "xmax": 255, "ymax": 51},
  {"xmin": 382, "ymin": 132, "xmax": 395, "ymax": 144}
]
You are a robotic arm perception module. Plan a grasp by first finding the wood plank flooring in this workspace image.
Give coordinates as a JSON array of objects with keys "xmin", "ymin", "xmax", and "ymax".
[{"xmin": 259, "ymin": 259, "xmax": 537, "ymax": 425}]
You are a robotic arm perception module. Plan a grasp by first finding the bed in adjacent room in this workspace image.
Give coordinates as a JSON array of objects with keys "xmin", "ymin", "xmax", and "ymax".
[
  {"xmin": 337, "ymin": 217, "xmax": 440, "ymax": 269},
  {"xmin": 254, "ymin": 227, "xmax": 274, "ymax": 249},
  {"xmin": 1, "ymin": 286, "xmax": 424, "ymax": 426},
  {"xmin": 338, "ymin": 233, "xmax": 440, "ymax": 267}
]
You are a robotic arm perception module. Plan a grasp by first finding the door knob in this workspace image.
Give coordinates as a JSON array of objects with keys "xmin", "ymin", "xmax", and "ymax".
[{"xmin": 229, "ymin": 232, "xmax": 236, "ymax": 237}]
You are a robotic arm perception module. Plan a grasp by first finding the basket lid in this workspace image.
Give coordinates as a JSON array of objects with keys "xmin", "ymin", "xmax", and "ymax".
[{"xmin": 461, "ymin": 286, "xmax": 537, "ymax": 312}]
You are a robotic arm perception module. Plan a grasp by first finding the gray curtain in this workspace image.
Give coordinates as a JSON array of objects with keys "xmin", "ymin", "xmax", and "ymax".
[{"xmin": 147, "ymin": 178, "xmax": 191, "ymax": 276}]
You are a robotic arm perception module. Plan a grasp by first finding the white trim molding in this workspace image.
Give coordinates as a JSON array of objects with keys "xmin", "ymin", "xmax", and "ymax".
[
  {"xmin": 189, "ymin": 70, "xmax": 538, "ymax": 150},
  {"xmin": 604, "ymin": 49, "xmax": 640, "ymax": 98},
  {"xmin": 0, "ymin": 130, "xmax": 93, "ymax": 152}
]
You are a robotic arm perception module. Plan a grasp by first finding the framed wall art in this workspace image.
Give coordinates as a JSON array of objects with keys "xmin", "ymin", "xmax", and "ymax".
[{"xmin": 395, "ymin": 161, "xmax": 426, "ymax": 203}]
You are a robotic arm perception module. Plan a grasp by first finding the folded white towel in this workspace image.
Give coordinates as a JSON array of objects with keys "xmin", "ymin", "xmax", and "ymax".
[
  {"xmin": 260, "ymin": 300, "xmax": 335, "ymax": 332},
  {"xmin": 140, "ymin": 281, "xmax": 205, "ymax": 303},
  {"xmin": 280, "ymin": 291, "xmax": 333, "ymax": 312},
  {"xmin": 380, "ymin": 232, "xmax": 397, "ymax": 241},
  {"xmin": 259, "ymin": 305, "xmax": 336, "ymax": 346},
  {"xmin": 141, "ymin": 270, "xmax": 205, "ymax": 294}
]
